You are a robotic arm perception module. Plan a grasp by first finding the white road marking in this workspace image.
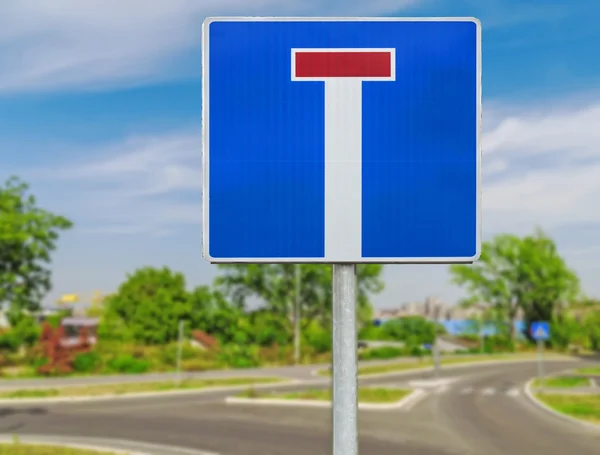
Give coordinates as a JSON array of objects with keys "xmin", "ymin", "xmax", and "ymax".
[
  {"xmin": 506, "ymin": 388, "xmax": 520, "ymax": 397},
  {"xmin": 408, "ymin": 377, "xmax": 460, "ymax": 388},
  {"xmin": 435, "ymin": 386, "xmax": 449, "ymax": 395},
  {"xmin": 401, "ymin": 389, "xmax": 429, "ymax": 411},
  {"xmin": 460, "ymin": 387, "xmax": 473, "ymax": 395},
  {"xmin": 481, "ymin": 387, "xmax": 496, "ymax": 396}
]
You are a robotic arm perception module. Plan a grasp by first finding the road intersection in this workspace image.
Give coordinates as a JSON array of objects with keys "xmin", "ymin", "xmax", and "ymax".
[{"xmin": 0, "ymin": 359, "xmax": 598, "ymax": 455}]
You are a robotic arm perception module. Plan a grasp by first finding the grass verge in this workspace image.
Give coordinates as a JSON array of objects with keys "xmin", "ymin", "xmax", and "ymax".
[
  {"xmin": 236, "ymin": 387, "xmax": 411, "ymax": 403},
  {"xmin": 533, "ymin": 377, "xmax": 591, "ymax": 389},
  {"xmin": 0, "ymin": 377, "xmax": 284, "ymax": 399},
  {"xmin": 338, "ymin": 353, "xmax": 545, "ymax": 377},
  {"xmin": 575, "ymin": 367, "xmax": 600, "ymax": 375},
  {"xmin": 0, "ymin": 443, "xmax": 116, "ymax": 454},
  {"xmin": 535, "ymin": 393, "xmax": 600, "ymax": 424}
]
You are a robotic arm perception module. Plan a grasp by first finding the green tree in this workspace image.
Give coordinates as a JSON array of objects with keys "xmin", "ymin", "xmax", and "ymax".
[
  {"xmin": 0, "ymin": 177, "xmax": 72, "ymax": 312},
  {"xmin": 450, "ymin": 230, "xmax": 579, "ymax": 342},
  {"xmin": 214, "ymin": 264, "xmax": 384, "ymax": 338},
  {"xmin": 103, "ymin": 267, "xmax": 191, "ymax": 345},
  {"xmin": 9, "ymin": 312, "xmax": 41, "ymax": 347},
  {"xmin": 379, "ymin": 316, "xmax": 440, "ymax": 345},
  {"xmin": 188, "ymin": 286, "xmax": 250, "ymax": 344},
  {"xmin": 583, "ymin": 310, "xmax": 600, "ymax": 351},
  {"xmin": 566, "ymin": 298, "xmax": 600, "ymax": 350}
]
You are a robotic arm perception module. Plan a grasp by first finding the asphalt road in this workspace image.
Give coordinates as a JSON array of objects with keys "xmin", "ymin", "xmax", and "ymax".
[{"xmin": 1, "ymin": 359, "xmax": 598, "ymax": 455}]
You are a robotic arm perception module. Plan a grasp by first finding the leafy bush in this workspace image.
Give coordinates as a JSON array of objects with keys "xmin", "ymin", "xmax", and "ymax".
[
  {"xmin": 0, "ymin": 331, "xmax": 21, "ymax": 352},
  {"xmin": 159, "ymin": 343, "xmax": 201, "ymax": 366},
  {"xmin": 382, "ymin": 317, "xmax": 437, "ymax": 344},
  {"xmin": 484, "ymin": 334, "xmax": 513, "ymax": 352},
  {"xmin": 457, "ymin": 334, "xmax": 480, "ymax": 343},
  {"xmin": 72, "ymin": 351, "xmax": 102, "ymax": 373},
  {"xmin": 303, "ymin": 322, "xmax": 332, "ymax": 354},
  {"xmin": 358, "ymin": 346, "xmax": 404, "ymax": 360},
  {"xmin": 29, "ymin": 356, "xmax": 49, "ymax": 371},
  {"xmin": 107, "ymin": 354, "xmax": 150, "ymax": 374},
  {"xmin": 407, "ymin": 345, "xmax": 427, "ymax": 357},
  {"xmin": 217, "ymin": 345, "xmax": 260, "ymax": 368},
  {"xmin": 358, "ymin": 324, "xmax": 392, "ymax": 341},
  {"xmin": 181, "ymin": 358, "xmax": 218, "ymax": 371}
]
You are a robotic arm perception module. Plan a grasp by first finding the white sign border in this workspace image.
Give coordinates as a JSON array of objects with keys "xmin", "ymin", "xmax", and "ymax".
[{"xmin": 202, "ymin": 17, "xmax": 482, "ymax": 264}]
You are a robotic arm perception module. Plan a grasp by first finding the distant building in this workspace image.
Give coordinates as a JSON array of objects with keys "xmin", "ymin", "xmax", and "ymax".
[
  {"xmin": 60, "ymin": 317, "xmax": 99, "ymax": 347},
  {"xmin": 374, "ymin": 296, "xmax": 525, "ymax": 335}
]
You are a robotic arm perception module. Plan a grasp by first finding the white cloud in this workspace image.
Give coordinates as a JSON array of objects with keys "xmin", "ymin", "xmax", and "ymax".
[
  {"xmin": 21, "ymin": 130, "xmax": 202, "ymax": 236},
  {"xmin": 0, "ymin": 0, "xmax": 419, "ymax": 94},
  {"xmin": 482, "ymin": 100, "xmax": 600, "ymax": 235}
]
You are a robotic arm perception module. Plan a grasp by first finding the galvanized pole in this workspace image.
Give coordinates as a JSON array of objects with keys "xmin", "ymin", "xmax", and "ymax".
[
  {"xmin": 294, "ymin": 264, "xmax": 301, "ymax": 365},
  {"xmin": 537, "ymin": 338, "xmax": 544, "ymax": 379},
  {"xmin": 480, "ymin": 321, "xmax": 485, "ymax": 354},
  {"xmin": 433, "ymin": 336, "xmax": 440, "ymax": 378},
  {"xmin": 332, "ymin": 264, "xmax": 358, "ymax": 455},
  {"xmin": 176, "ymin": 319, "xmax": 184, "ymax": 386}
]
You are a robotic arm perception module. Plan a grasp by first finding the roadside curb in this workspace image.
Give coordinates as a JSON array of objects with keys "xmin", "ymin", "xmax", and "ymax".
[
  {"xmin": 524, "ymin": 377, "xmax": 600, "ymax": 432},
  {"xmin": 0, "ymin": 434, "xmax": 219, "ymax": 455},
  {"xmin": 0, "ymin": 379, "xmax": 298, "ymax": 405},
  {"xmin": 224, "ymin": 388, "xmax": 426, "ymax": 411},
  {"xmin": 353, "ymin": 356, "xmax": 578, "ymax": 381}
]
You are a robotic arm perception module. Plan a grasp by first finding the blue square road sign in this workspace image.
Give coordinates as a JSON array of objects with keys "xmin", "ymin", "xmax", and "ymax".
[
  {"xmin": 531, "ymin": 321, "xmax": 550, "ymax": 341},
  {"xmin": 202, "ymin": 17, "xmax": 482, "ymax": 264}
]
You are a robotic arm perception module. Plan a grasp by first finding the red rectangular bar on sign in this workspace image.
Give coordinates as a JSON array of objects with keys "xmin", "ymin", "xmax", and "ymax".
[{"xmin": 295, "ymin": 51, "xmax": 392, "ymax": 78}]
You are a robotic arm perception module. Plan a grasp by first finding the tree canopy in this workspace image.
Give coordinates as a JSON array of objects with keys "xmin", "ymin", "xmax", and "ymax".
[
  {"xmin": 0, "ymin": 177, "xmax": 72, "ymax": 312},
  {"xmin": 101, "ymin": 267, "xmax": 191, "ymax": 344},
  {"xmin": 214, "ymin": 264, "xmax": 384, "ymax": 333},
  {"xmin": 450, "ymin": 229, "xmax": 580, "ymax": 340}
]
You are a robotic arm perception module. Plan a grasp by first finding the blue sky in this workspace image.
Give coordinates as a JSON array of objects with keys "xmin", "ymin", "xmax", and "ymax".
[{"xmin": 2, "ymin": 0, "xmax": 600, "ymax": 308}]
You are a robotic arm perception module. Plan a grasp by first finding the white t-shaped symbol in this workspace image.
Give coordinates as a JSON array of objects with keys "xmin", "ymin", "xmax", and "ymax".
[{"xmin": 292, "ymin": 48, "xmax": 396, "ymax": 261}]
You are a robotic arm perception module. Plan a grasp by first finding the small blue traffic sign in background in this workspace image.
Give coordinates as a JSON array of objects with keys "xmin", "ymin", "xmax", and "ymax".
[
  {"xmin": 202, "ymin": 17, "xmax": 481, "ymax": 264},
  {"xmin": 531, "ymin": 321, "xmax": 550, "ymax": 341}
]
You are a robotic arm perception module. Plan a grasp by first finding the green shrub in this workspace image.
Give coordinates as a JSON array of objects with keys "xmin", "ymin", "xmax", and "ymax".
[
  {"xmin": 217, "ymin": 345, "xmax": 260, "ymax": 368},
  {"xmin": 407, "ymin": 345, "xmax": 426, "ymax": 357},
  {"xmin": 483, "ymin": 334, "xmax": 513, "ymax": 352},
  {"xmin": 72, "ymin": 352, "xmax": 102, "ymax": 373},
  {"xmin": 382, "ymin": 317, "xmax": 437, "ymax": 344},
  {"xmin": 358, "ymin": 346, "xmax": 404, "ymax": 360},
  {"xmin": 181, "ymin": 358, "xmax": 218, "ymax": 371},
  {"xmin": 159, "ymin": 343, "xmax": 199, "ymax": 366},
  {"xmin": 303, "ymin": 323, "xmax": 332, "ymax": 354},
  {"xmin": 30, "ymin": 357, "xmax": 49, "ymax": 370},
  {"xmin": 457, "ymin": 334, "xmax": 480, "ymax": 343},
  {"xmin": 107, "ymin": 354, "xmax": 150, "ymax": 374},
  {"xmin": 0, "ymin": 332, "xmax": 21, "ymax": 352},
  {"xmin": 358, "ymin": 324, "xmax": 391, "ymax": 341}
]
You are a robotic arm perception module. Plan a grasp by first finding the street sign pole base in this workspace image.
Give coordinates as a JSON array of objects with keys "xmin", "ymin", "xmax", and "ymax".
[{"xmin": 332, "ymin": 264, "xmax": 358, "ymax": 455}]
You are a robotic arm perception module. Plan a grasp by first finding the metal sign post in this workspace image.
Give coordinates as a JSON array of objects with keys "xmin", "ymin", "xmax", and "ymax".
[
  {"xmin": 531, "ymin": 321, "xmax": 550, "ymax": 380},
  {"xmin": 537, "ymin": 338, "xmax": 544, "ymax": 379},
  {"xmin": 433, "ymin": 337, "xmax": 441, "ymax": 379},
  {"xmin": 480, "ymin": 321, "xmax": 486, "ymax": 354},
  {"xmin": 332, "ymin": 264, "xmax": 358, "ymax": 455},
  {"xmin": 176, "ymin": 319, "xmax": 184, "ymax": 387},
  {"xmin": 294, "ymin": 264, "xmax": 301, "ymax": 365}
]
